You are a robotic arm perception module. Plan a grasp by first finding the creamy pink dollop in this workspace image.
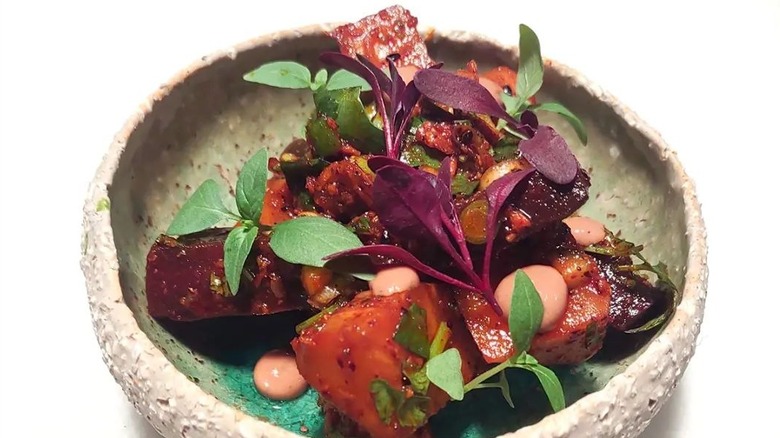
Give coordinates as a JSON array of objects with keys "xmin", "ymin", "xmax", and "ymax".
[
  {"xmin": 479, "ymin": 77, "xmax": 504, "ymax": 104},
  {"xmin": 495, "ymin": 265, "xmax": 569, "ymax": 333},
  {"xmin": 369, "ymin": 266, "xmax": 420, "ymax": 296},
  {"xmin": 563, "ymin": 216, "xmax": 607, "ymax": 246},
  {"xmin": 397, "ymin": 65, "xmax": 420, "ymax": 85},
  {"xmin": 253, "ymin": 350, "xmax": 307, "ymax": 400}
]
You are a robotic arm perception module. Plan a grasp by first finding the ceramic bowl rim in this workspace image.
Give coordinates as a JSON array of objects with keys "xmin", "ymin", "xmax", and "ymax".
[{"xmin": 80, "ymin": 23, "xmax": 708, "ymax": 438}]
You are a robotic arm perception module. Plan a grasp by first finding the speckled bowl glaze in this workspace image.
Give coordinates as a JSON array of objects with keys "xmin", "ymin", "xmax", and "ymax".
[{"xmin": 81, "ymin": 24, "xmax": 707, "ymax": 438}]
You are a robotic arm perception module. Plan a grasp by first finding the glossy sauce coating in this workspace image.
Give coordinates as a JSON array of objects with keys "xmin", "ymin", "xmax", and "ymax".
[
  {"xmin": 563, "ymin": 216, "xmax": 606, "ymax": 246},
  {"xmin": 253, "ymin": 350, "xmax": 308, "ymax": 400},
  {"xmin": 494, "ymin": 265, "xmax": 569, "ymax": 333},
  {"xmin": 369, "ymin": 266, "xmax": 420, "ymax": 296}
]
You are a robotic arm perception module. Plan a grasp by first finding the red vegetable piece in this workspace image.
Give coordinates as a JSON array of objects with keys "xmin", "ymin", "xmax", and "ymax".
[
  {"xmin": 329, "ymin": 5, "xmax": 434, "ymax": 69},
  {"xmin": 293, "ymin": 283, "xmax": 480, "ymax": 438},
  {"xmin": 146, "ymin": 230, "xmax": 307, "ymax": 321}
]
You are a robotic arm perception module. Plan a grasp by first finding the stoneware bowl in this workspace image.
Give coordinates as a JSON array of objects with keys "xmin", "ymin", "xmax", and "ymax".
[{"xmin": 80, "ymin": 23, "xmax": 708, "ymax": 438}]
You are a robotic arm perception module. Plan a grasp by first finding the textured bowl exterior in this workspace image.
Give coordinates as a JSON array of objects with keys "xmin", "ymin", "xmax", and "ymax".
[{"xmin": 80, "ymin": 25, "xmax": 707, "ymax": 438}]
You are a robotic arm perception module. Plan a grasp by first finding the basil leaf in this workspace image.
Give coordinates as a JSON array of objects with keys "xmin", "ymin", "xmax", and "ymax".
[
  {"xmin": 401, "ymin": 144, "xmax": 444, "ymax": 169},
  {"xmin": 326, "ymin": 69, "xmax": 372, "ymax": 91},
  {"xmin": 516, "ymin": 358, "xmax": 566, "ymax": 412},
  {"xmin": 223, "ymin": 225, "xmax": 258, "ymax": 295},
  {"xmin": 394, "ymin": 304, "xmax": 430, "ymax": 359},
  {"xmin": 531, "ymin": 102, "xmax": 588, "ymax": 145},
  {"xmin": 167, "ymin": 179, "xmax": 238, "ymax": 236},
  {"xmin": 515, "ymin": 24, "xmax": 544, "ymax": 104},
  {"xmin": 312, "ymin": 68, "xmax": 328, "ymax": 90},
  {"xmin": 269, "ymin": 216, "xmax": 371, "ymax": 280},
  {"xmin": 426, "ymin": 348, "xmax": 464, "ymax": 401},
  {"xmin": 235, "ymin": 149, "xmax": 268, "ymax": 223},
  {"xmin": 243, "ymin": 61, "xmax": 312, "ymax": 89},
  {"xmin": 508, "ymin": 269, "xmax": 544, "ymax": 353}
]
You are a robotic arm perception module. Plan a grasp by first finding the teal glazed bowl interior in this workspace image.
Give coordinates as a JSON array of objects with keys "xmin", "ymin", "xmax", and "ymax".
[{"xmin": 81, "ymin": 25, "xmax": 707, "ymax": 438}]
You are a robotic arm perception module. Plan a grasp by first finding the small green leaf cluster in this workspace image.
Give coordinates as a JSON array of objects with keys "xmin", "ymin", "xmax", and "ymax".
[
  {"xmin": 391, "ymin": 270, "xmax": 566, "ymax": 413},
  {"xmin": 502, "ymin": 25, "xmax": 588, "ymax": 145},
  {"xmin": 166, "ymin": 150, "xmax": 268, "ymax": 295},
  {"xmin": 243, "ymin": 61, "xmax": 371, "ymax": 92},
  {"xmin": 165, "ymin": 150, "xmax": 371, "ymax": 296}
]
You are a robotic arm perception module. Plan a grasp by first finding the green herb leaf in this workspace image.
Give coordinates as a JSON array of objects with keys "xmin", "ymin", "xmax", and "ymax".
[
  {"xmin": 306, "ymin": 115, "xmax": 342, "ymax": 157},
  {"xmin": 235, "ymin": 149, "xmax": 268, "ymax": 223},
  {"xmin": 530, "ymin": 102, "xmax": 588, "ymax": 145},
  {"xmin": 516, "ymin": 357, "xmax": 566, "ymax": 412},
  {"xmin": 508, "ymin": 269, "xmax": 544, "ymax": 353},
  {"xmin": 397, "ymin": 395, "xmax": 429, "ymax": 428},
  {"xmin": 496, "ymin": 370, "xmax": 515, "ymax": 408},
  {"xmin": 451, "ymin": 171, "xmax": 479, "ymax": 195},
  {"xmin": 370, "ymin": 379, "xmax": 429, "ymax": 427},
  {"xmin": 269, "ymin": 216, "xmax": 372, "ymax": 280},
  {"xmin": 167, "ymin": 179, "xmax": 238, "ymax": 236},
  {"xmin": 326, "ymin": 69, "xmax": 372, "ymax": 91},
  {"xmin": 404, "ymin": 366, "xmax": 430, "ymax": 395},
  {"xmin": 314, "ymin": 87, "xmax": 385, "ymax": 154},
  {"xmin": 501, "ymin": 94, "xmax": 524, "ymax": 117},
  {"xmin": 243, "ymin": 61, "xmax": 312, "ymax": 89},
  {"xmin": 429, "ymin": 323, "xmax": 452, "ymax": 358},
  {"xmin": 394, "ymin": 304, "xmax": 430, "ymax": 358},
  {"xmin": 312, "ymin": 68, "xmax": 328, "ymax": 90},
  {"xmin": 425, "ymin": 348, "xmax": 464, "ymax": 401},
  {"xmin": 515, "ymin": 24, "xmax": 544, "ymax": 105},
  {"xmin": 223, "ymin": 225, "xmax": 258, "ymax": 295},
  {"xmin": 401, "ymin": 144, "xmax": 444, "ymax": 169},
  {"xmin": 370, "ymin": 379, "xmax": 401, "ymax": 424}
]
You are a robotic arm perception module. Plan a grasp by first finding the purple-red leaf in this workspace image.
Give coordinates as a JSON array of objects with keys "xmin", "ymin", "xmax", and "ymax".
[
  {"xmin": 357, "ymin": 54, "xmax": 392, "ymax": 93},
  {"xmin": 324, "ymin": 245, "xmax": 478, "ymax": 292},
  {"xmin": 367, "ymin": 156, "xmax": 405, "ymax": 173},
  {"xmin": 415, "ymin": 69, "xmax": 525, "ymax": 131},
  {"xmin": 482, "ymin": 168, "xmax": 536, "ymax": 289},
  {"xmin": 320, "ymin": 52, "xmax": 392, "ymax": 151},
  {"xmin": 438, "ymin": 157, "xmax": 472, "ymax": 268},
  {"xmin": 372, "ymin": 164, "xmax": 456, "ymax": 252},
  {"xmin": 519, "ymin": 125, "xmax": 578, "ymax": 185}
]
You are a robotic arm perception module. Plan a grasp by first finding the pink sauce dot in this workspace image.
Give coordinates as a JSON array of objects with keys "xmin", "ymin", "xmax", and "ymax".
[
  {"xmin": 369, "ymin": 266, "xmax": 420, "ymax": 296},
  {"xmin": 563, "ymin": 216, "xmax": 607, "ymax": 246},
  {"xmin": 495, "ymin": 265, "xmax": 569, "ymax": 333},
  {"xmin": 253, "ymin": 350, "xmax": 307, "ymax": 400}
]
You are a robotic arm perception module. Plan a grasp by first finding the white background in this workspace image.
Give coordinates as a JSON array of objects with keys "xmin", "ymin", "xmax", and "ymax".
[{"xmin": 1, "ymin": 0, "xmax": 778, "ymax": 436}]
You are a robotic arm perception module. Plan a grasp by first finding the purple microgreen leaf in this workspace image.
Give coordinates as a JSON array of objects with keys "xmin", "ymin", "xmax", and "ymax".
[
  {"xmin": 320, "ymin": 52, "xmax": 392, "ymax": 152},
  {"xmin": 367, "ymin": 156, "xmax": 406, "ymax": 173},
  {"xmin": 519, "ymin": 125, "xmax": 578, "ymax": 185},
  {"xmin": 482, "ymin": 168, "xmax": 536, "ymax": 289},
  {"xmin": 324, "ymin": 245, "xmax": 478, "ymax": 292},
  {"xmin": 356, "ymin": 53, "xmax": 392, "ymax": 93},
  {"xmin": 519, "ymin": 110, "xmax": 539, "ymax": 137},
  {"xmin": 391, "ymin": 81, "xmax": 421, "ymax": 158},
  {"xmin": 438, "ymin": 157, "xmax": 472, "ymax": 269},
  {"xmin": 372, "ymin": 165, "xmax": 459, "ymax": 253},
  {"xmin": 414, "ymin": 69, "xmax": 524, "ymax": 131}
]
